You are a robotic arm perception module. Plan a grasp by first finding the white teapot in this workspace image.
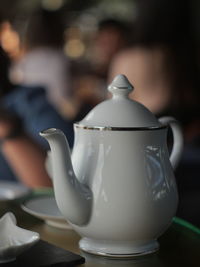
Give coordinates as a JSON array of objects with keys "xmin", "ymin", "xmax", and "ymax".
[{"xmin": 40, "ymin": 75, "xmax": 183, "ymax": 257}]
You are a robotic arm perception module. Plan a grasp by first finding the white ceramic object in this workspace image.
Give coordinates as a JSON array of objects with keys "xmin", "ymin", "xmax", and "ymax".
[
  {"xmin": 40, "ymin": 74, "xmax": 184, "ymax": 257},
  {"xmin": 21, "ymin": 196, "xmax": 72, "ymax": 229},
  {"xmin": 0, "ymin": 181, "xmax": 30, "ymax": 201},
  {"xmin": 0, "ymin": 212, "xmax": 40, "ymax": 263}
]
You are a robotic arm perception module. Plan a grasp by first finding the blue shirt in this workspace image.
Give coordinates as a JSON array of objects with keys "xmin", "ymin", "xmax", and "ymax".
[{"xmin": 0, "ymin": 85, "xmax": 74, "ymax": 181}]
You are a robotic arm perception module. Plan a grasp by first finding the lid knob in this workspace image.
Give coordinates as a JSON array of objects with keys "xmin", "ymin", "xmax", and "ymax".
[{"xmin": 108, "ymin": 74, "xmax": 133, "ymax": 98}]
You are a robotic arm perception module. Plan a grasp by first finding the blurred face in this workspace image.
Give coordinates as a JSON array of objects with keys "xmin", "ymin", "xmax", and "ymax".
[{"xmin": 94, "ymin": 27, "xmax": 125, "ymax": 64}]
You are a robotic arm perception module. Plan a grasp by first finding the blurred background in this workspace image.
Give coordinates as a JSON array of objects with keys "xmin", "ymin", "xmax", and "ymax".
[{"xmin": 0, "ymin": 0, "xmax": 200, "ymax": 227}]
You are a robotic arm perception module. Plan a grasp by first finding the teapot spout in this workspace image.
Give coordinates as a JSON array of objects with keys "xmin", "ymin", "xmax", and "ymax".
[{"xmin": 40, "ymin": 128, "xmax": 92, "ymax": 226}]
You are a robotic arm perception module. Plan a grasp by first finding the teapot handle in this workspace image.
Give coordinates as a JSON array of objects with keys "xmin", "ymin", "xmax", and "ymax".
[{"xmin": 159, "ymin": 116, "xmax": 184, "ymax": 169}]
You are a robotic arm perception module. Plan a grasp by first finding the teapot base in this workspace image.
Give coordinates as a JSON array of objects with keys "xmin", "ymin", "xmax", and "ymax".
[{"xmin": 79, "ymin": 238, "xmax": 159, "ymax": 258}]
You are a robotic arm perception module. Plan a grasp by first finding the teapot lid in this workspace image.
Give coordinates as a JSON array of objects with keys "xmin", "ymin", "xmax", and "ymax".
[{"xmin": 78, "ymin": 74, "xmax": 161, "ymax": 129}]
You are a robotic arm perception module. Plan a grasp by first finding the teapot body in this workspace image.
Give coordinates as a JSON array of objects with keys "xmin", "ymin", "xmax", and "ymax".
[
  {"xmin": 41, "ymin": 75, "xmax": 183, "ymax": 257},
  {"xmin": 71, "ymin": 125, "xmax": 178, "ymax": 256}
]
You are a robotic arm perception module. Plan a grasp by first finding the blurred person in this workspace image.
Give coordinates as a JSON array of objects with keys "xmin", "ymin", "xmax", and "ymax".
[
  {"xmin": 109, "ymin": 0, "xmax": 200, "ymax": 136},
  {"xmin": 0, "ymin": 45, "xmax": 74, "ymax": 188},
  {"xmin": 8, "ymin": 8, "xmax": 72, "ymax": 118}
]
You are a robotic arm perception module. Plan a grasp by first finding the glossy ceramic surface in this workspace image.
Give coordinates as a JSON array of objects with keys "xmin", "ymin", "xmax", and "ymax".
[
  {"xmin": 40, "ymin": 74, "xmax": 184, "ymax": 257},
  {"xmin": 71, "ymin": 127, "xmax": 178, "ymax": 256},
  {"xmin": 0, "ymin": 212, "xmax": 39, "ymax": 263},
  {"xmin": 80, "ymin": 74, "xmax": 161, "ymax": 128}
]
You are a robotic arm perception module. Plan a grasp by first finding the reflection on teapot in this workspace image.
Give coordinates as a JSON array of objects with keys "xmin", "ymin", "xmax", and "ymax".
[{"xmin": 40, "ymin": 75, "xmax": 183, "ymax": 257}]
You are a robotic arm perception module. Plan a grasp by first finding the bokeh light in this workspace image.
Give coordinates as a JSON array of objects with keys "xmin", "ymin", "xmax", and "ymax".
[{"xmin": 41, "ymin": 0, "xmax": 64, "ymax": 11}]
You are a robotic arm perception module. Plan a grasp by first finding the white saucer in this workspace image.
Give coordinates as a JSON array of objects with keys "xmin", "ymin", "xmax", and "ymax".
[
  {"xmin": 21, "ymin": 196, "xmax": 72, "ymax": 230},
  {"xmin": 0, "ymin": 181, "xmax": 30, "ymax": 201}
]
